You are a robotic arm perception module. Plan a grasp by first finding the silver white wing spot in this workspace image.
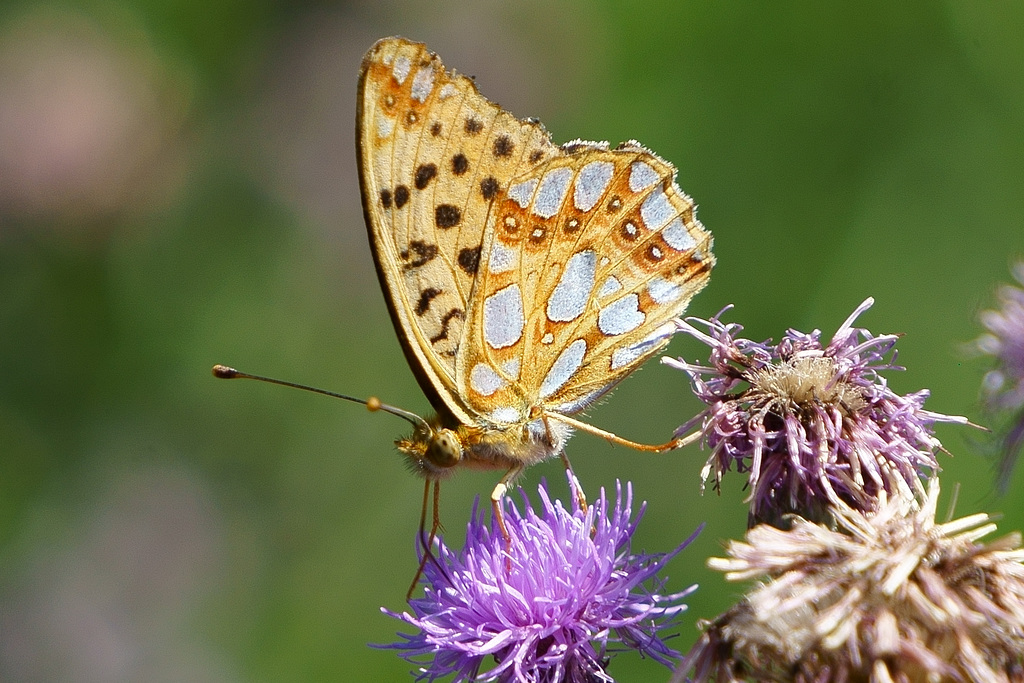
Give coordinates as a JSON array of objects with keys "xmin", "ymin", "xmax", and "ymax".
[
  {"xmin": 490, "ymin": 406, "xmax": 522, "ymax": 424},
  {"xmin": 599, "ymin": 275, "xmax": 622, "ymax": 298},
  {"xmin": 540, "ymin": 339, "xmax": 587, "ymax": 399},
  {"xmin": 598, "ymin": 294, "xmax": 645, "ymax": 336},
  {"xmin": 470, "ymin": 363, "xmax": 506, "ymax": 396},
  {"xmin": 629, "ymin": 161, "xmax": 659, "ymax": 192},
  {"xmin": 410, "ymin": 63, "xmax": 435, "ymax": 102},
  {"xmin": 662, "ymin": 217, "xmax": 697, "ymax": 251},
  {"xmin": 547, "ymin": 249, "xmax": 597, "ymax": 323},
  {"xmin": 640, "ymin": 189, "xmax": 674, "ymax": 230},
  {"xmin": 502, "ymin": 358, "xmax": 521, "ymax": 380},
  {"xmin": 573, "ymin": 160, "xmax": 614, "ymax": 212},
  {"xmin": 532, "ymin": 167, "xmax": 573, "ymax": 219},
  {"xmin": 508, "ymin": 179, "xmax": 538, "ymax": 208},
  {"xmin": 483, "ymin": 284, "xmax": 525, "ymax": 349},
  {"xmin": 647, "ymin": 276, "xmax": 683, "ymax": 304},
  {"xmin": 488, "ymin": 242, "xmax": 517, "ymax": 274},
  {"xmin": 376, "ymin": 112, "xmax": 394, "ymax": 139},
  {"xmin": 392, "ymin": 55, "xmax": 411, "ymax": 84},
  {"xmin": 610, "ymin": 322, "xmax": 674, "ymax": 370}
]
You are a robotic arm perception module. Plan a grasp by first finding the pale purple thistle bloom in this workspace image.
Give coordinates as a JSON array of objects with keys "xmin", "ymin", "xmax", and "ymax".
[
  {"xmin": 382, "ymin": 475, "xmax": 699, "ymax": 683},
  {"xmin": 674, "ymin": 480, "xmax": 1024, "ymax": 683},
  {"xmin": 977, "ymin": 262, "xmax": 1024, "ymax": 484},
  {"xmin": 665, "ymin": 298, "xmax": 967, "ymax": 524}
]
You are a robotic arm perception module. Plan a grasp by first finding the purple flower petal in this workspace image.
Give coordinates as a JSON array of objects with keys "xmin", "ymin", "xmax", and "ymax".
[
  {"xmin": 666, "ymin": 298, "xmax": 967, "ymax": 524},
  {"xmin": 976, "ymin": 262, "xmax": 1024, "ymax": 485},
  {"xmin": 380, "ymin": 474, "xmax": 700, "ymax": 682}
]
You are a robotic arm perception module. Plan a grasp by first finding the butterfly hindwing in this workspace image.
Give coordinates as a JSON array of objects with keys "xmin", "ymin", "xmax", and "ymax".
[{"xmin": 458, "ymin": 144, "xmax": 713, "ymax": 425}]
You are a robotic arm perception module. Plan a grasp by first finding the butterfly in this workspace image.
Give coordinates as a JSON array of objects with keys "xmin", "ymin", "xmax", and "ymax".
[{"xmin": 356, "ymin": 36, "xmax": 714, "ymax": 530}]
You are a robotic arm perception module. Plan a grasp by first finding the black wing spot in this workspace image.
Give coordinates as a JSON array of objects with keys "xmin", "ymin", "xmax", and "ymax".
[
  {"xmin": 380, "ymin": 189, "xmax": 392, "ymax": 209},
  {"xmin": 493, "ymin": 135, "xmax": 514, "ymax": 157},
  {"xmin": 430, "ymin": 308, "xmax": 465, "ymax": 344},
  {"xmin": 415, "ymin": 163, "xmax": 438, "ymax": 190},
  {"xmin": 400, "ymin": 240, "xmax": 438, "ymax": 271},
  {"xmin": 465, "ymin": 117, "xmax": 483, "ymax": 134},
  {"xmin": 435, "ymin": 204, "xmax": 461, "ymax": 229},
  {"xmin": 430, "ymin": 122, "xmax": 442, "ymax": 136},
  {"xmin": 394, "ymin": 185, "xmax": 410, "ymax": 208},
  {"xmin": 451, "ymin": 153, "xmax": 469, "ymax": 176},
  {"xmin": 457, "ymin": 245, "xmax": 481, "ymax": 275},
  {"xmin": 416, "ymin": 287, "xmax": 442, "ymax": 316},
  {"xmin": 480, "ymin": 176, "xmax": 499, "ymax": 200}
]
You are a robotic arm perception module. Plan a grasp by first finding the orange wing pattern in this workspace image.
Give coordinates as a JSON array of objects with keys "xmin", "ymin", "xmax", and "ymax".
[{"xmin": 358, "ymin": 37, "xmax": 713, "ymax": 437}]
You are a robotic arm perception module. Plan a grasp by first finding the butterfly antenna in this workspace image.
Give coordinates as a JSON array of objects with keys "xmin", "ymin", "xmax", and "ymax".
[{"xmin": 212, "ymin": 365, "xmax": 431, "ymax": 431}]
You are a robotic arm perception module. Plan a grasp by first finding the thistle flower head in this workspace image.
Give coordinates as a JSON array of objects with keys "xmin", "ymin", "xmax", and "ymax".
[
  {"xmin": 677, "ymin": 481, "xmax": 1024, "ymax": 682},
  {"xmin": 976, "ymin": 262, "xmax": 1024, "ymax": 483},
  {"xmin": 666, "ymin": 298, "xmax": 968, "ymax": 525},
  {"xmin": 382, "ymin": 475, "xmax": 699, "ymax": 683}
]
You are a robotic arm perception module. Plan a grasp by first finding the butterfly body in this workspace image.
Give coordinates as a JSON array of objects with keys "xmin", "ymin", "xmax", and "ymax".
[
  {"xmin": 395, "ymin": 413, "xmax": 572, "ymax": 480},
  {"xmin": 357, "ymin": 37, "xmax": 713, "ymax": 484}
]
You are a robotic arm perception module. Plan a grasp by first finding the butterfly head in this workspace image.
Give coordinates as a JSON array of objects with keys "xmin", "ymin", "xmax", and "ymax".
[{"xmin": 396, "ymin": 418, "xmax": 465, "ymax": 479}]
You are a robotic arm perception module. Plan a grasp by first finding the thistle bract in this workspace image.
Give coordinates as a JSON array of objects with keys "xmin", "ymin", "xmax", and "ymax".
[{"xmin": 676, "ymin": 481, "xmax": 1024, "ymax": 683}]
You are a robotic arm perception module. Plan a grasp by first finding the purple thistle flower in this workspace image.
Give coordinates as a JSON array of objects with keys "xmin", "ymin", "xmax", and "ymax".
[
  {"xmin": 977, "ymin": 262, "xmax": 1024, "ymax": 485},
  {"xmin": 665, "ymin": 298, "xmax": 968, "ymax": 525},
  {"xmin": 381, "ymin": 474, "xmax": 699, "ymax": 683}
]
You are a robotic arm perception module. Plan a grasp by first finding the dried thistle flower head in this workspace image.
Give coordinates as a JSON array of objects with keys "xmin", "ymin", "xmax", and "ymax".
[
  {"xmin": 666, "ymin": 298, "xmax": 968, "ymax": 525},
  {"xmin": 976, "ymin": 262, "xmax": 1024, "ymax": 485},
  {"xmin": 675, "ymin": 481, "xmax": 1024, "ymax": 683},
  {"xmin": 381, "ymin": 474, "xmax": 699, "ymax": 683}
]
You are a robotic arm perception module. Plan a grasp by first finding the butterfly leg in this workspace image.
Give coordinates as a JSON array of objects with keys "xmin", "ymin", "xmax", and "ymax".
[
  {"xmin": 552, "ymin": 444, "xmax": 585, "ymax": 518},
  {"xmin": 559, "ymin": 450, "xmax": 589, "ymax": 513},
  {"xmin": 529, "ymin": 409, "xmax": 589, "ymax": 513},
  {"xmin": 407, "ymin": 479, "xmax": 446, "ymax": 601},
  {"xmin": 546, "ymin": 411, "xmax": 703, "ymax": 452},
  {"xmin": 490, "ymin": 465, "xmax": 524, "ymax": 547}
]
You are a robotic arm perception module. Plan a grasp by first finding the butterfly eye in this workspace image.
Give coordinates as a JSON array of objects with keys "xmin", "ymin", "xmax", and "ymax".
[{"xmin": 426, "ymin": 429, "xmax": 463, "ymax": 469}]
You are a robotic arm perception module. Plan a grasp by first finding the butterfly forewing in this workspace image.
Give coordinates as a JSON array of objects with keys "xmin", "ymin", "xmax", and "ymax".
[
  {"xmin": 358, "ymin": 37, "xmax": 560, "ymax": 424},
  {"xmin": 460, "ymin": 144, "xmax": 713, "ymax": 424}
]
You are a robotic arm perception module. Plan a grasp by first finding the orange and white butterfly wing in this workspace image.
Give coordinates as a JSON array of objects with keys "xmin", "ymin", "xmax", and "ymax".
[
  {"xmin": 459, "ymin": 143, "xmax": 714, "ymax": 424},
  {"xmin": 359, "ymin": 36, "xmax": 715, "ymax": 445},
  {"xmin": 357, "ymin": 37, "xmax": 559, "ymax": 424}
]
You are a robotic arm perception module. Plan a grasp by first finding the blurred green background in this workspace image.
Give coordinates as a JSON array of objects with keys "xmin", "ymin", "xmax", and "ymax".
[{"xmin": 2, "ymin": 1, "xmax": 1023, "ymax": 680}]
